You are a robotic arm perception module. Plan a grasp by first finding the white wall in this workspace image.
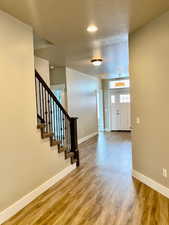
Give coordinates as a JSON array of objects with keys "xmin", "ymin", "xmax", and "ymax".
[
  {"xmin": 34, "ymin": 56, "xmax": 50, "ymax": 86},
  {"xmin": 0, "ymin": 11, "xmax": 70, "ymax": 213},
  {"xmin": 66, "ymin": 68, "xmax": 99, "ymax": 140}
]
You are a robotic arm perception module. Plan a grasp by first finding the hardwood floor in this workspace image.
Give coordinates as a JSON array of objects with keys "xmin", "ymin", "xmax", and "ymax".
[{"xmin": 3, "ymin": 132, "xmax": 169, "ymax": 225}]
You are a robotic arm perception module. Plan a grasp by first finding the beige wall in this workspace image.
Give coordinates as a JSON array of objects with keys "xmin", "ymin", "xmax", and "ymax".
[
  {"xmin": 66, "ymin": 68, "xmax": 99, "ymax": 140},
  {"xmin": 130, "ymin": 11, "xmax": 169, "ymax": 187},
  {"xmin": 50, "ymin": 67, "xmax": 66, "ymax": 85},
  {"xmin": 0, "ymin": 11, "xmax": 70, "ymax": 212},
  {"xmin": 34, "ymin": 56, "xmax": 50, "ymax": 86}
]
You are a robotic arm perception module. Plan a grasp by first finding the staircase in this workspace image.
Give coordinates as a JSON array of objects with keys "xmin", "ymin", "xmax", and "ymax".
[{"xmin": 35, "ymin": 70, "xmax": 80, "ymax": 167}]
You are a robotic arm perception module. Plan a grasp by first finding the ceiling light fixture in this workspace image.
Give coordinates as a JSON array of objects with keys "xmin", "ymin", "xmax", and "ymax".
[
  {"xmin": 50, "ymin": 65, "xmax": 55, "ymax": 70},
  {"xmin": 91, "ymin": 58, "xmax": 103, "ymax": 66},
  {"xmin": 87, "ymin": 25, "xmax": 98, "ymax": 33}
]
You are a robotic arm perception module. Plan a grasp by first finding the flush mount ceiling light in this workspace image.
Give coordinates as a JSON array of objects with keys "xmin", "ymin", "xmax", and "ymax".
[
  {"xmin": 91, "ymin": 58, "xmax": 103, "ymax": 66},
  {"xmin": 87, "ymin": 25, "xmax": 98, "ymax": 33},
  {"xmin": 50, "ymin": 65, "xmax": 55, "ymax": 70}
]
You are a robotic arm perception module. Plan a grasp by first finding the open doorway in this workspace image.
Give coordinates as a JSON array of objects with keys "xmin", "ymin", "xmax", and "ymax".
[{"xmin": 51, "ymin": 84, "xmax": 66, "ymax": 109}]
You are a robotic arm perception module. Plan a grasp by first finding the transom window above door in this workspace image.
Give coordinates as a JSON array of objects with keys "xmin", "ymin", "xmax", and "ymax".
[{"xmin": 109, "ymin": 79, "xmax": 130, "ymax": 89}]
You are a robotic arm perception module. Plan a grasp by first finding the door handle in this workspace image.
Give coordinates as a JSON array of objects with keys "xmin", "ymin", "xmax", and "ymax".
[{"xmin": 116, "ymin": 109, "xmax": 120, "ymax": 115}]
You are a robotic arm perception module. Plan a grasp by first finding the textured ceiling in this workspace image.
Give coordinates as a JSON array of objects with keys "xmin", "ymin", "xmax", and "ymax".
[{"xmin": 0, "ymin": 0, "xmax": 169, "ymax": 78}]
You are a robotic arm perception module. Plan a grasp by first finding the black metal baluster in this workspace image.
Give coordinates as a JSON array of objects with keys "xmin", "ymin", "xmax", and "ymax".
[
  {"xmin": 45, "ymin": 90, "xmax": 48, "ymax": 133},
  {"xmin": 61, "ymin": 111, "xmax": 63, "ymax": 145},
  {"xmin": 56, "ymin": 105, "xmax": 59, "ymax": 141},
  {"xmin": 42, "ymin": 86, "xmax": 44, "ymax": 122},
  {"xmin": 65, "ymin": 116, "xmax": 67, "ymax": 149},
  {"xmin": 60, "ymin": 109, "xmax": 62, "ymax": 143},
  {"xmin": 39, "ymin": 82, "xmax": 42, "ymax": 119},
  {"xmin": 60, "ymin": 109, "xmax": 63, "ymax": 145},
  {"xmin": 56, "ymin": 104, "xmax": 59, "ymax": 140},
  {"xmin": 62, "ymin": 113, "xmax": 64, "ymax": 144},
  {"xmin": 60, "ymin": 110, "xmax": 63, "ymax": 144},
  {"xmin": 67, "ymin": 119, "xmax": 70, "ymax": 152},
  {"xmin": 55, "ymin": 104, "xmax": 57, "ymax": 140},
  {"xmin": 52, "ymin": 99, "xmax": 55, "ymax": 140},
  {"xmin": 58, "ymin": 108, "xmax": 61, "ymax": 142},
  {"xmin": 69, "ymin": 120, "xmax": 71, "ymax": 152},
  {"xmin": 67, "ymin": 119, "xmax": 69, "ymax": 152},
  {"xmin": 63, "ymin": 114, "xmax": 65, "ymax": 145},
  {"xmin": 51, "ymin": 99, "xmax": 53, "ymax": 137},
  {"xmin": 35, "ymin": 78, "xmax": 38, "ymax": 120},
  {"xmin": 49, "ymin": 94, "xmax": 51, "ymax": 133},
  {"xmin": 48, "ymin": 93, "xmax": 50, "ymax": 132},
  {"xmin": 49, "ymin": 95, "xmax": 54, "ymax": 136}
]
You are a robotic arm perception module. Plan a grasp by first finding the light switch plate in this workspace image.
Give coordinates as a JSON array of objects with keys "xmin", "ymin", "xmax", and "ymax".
[
  {"xmin": 136, "ymin": 117, "xmax": 140, "ymax": 124},
  {"xmin": 163, "ymin": 168, "xmax": 167, "ymax": 178}
]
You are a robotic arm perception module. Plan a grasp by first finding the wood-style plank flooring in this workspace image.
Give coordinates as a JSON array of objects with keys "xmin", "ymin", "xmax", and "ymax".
[{"xmin": 3, "ymin": 132, "xmax": 169, "ymax": 225}]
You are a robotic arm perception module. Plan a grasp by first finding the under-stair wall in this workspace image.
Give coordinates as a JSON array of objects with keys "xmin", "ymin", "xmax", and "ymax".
[{"xmin": 0, "ymin": 10, "xmax": 74, "ymax": 221}]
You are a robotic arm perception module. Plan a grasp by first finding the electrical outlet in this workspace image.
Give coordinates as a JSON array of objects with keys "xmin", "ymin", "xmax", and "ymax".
[
  {"xmin": 163, "ymin": 168, "xmax": 167, "ymax": 178},
  {"xmin": 136, "ymin": 117, "xmax": 140, "ymax": 124}
]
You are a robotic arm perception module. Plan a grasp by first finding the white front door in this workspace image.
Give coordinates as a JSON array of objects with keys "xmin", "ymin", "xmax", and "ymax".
[{"xmin": 111, "ymin": 93, "xmax": 131, "ymax": 131}]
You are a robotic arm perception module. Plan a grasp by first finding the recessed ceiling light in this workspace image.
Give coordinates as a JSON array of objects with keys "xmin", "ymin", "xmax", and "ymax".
[
  {"xmin": 91, "ymin": 58, "xmax": 103, "ymax": 66},
  {"xmin": 87, "ymin": 25, "xmax": 98, "ymax": 33}
]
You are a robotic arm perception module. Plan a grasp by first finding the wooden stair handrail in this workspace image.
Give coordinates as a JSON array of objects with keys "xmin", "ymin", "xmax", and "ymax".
[{"xmin": 35, "ymin": 70, "xmax": 70, "ymax": 120}]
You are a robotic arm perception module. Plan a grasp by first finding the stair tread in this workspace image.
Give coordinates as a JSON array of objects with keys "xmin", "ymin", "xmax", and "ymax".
[
  {"xmin": 51, "ymin": 139, "xmax": 62, "ymax": 146},
  {"xmin": 37, "ymin": 124, "xmax": 46, "ymax": 129},
  {"xmin": 42, "ymin": 132, "xmax": 54, "ymax": 138}
]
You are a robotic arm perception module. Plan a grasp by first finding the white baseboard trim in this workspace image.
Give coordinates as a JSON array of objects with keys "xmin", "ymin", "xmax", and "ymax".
[
  {"xmin": 78, "ymin": 132, "xmax": 98, "ymax": 144},
  {"xmin": 132, "ymin": 170, "xmax": 169, "ymax": 199},
  {"xmin": 0, "ymin": 164, "xmax": 76, "ymax": 224},
  {"xmin": 104, "ymin": 128, "xmax": 111, "ymax": 132}
]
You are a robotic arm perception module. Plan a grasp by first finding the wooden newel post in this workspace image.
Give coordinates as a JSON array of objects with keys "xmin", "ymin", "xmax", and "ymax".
[{"xmin": 70, "ymin": 117, "xmax": 80, "ymax": 167}]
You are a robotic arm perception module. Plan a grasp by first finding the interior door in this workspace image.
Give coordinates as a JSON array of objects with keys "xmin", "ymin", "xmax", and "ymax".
[{"xmin": 111, "ymin": 93, "xmax": 131, "ymax": 131}]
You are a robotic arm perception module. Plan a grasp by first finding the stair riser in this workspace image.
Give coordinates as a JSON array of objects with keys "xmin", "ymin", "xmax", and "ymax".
[
  {"xmin": 37, "ymin": 122, "xmax": 78, "ymax": 165},
  {"xmin": 65, "ymin": 152, "xmax": 74, "ymax": 160},
  {"xmin": 58, "ymin": 148, "xmax": 65, "ymax": 153},
  {"xmin": 41, "ymin": 132, "xmax": 53, "ymax": 139}
]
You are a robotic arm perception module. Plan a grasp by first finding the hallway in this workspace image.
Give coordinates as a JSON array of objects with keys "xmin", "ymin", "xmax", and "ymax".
[{"xmin": 4, "ymin": 132, "xmax": 169, "ymax": 225}]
